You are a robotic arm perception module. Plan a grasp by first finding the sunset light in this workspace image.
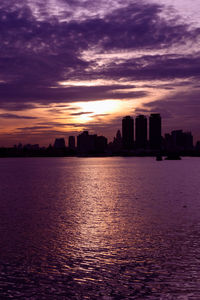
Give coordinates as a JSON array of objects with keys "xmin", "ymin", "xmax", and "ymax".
[
  {"xmin": 74, "ymin": 100, "xmax": 123, "ymax": 117},
  {"xmin": 0, "ymin": 0, "xmax": 199, "ymax": 147},
  {"xmin": 1, "ymin": 0, "xmax": 200, "ymax": 299}
]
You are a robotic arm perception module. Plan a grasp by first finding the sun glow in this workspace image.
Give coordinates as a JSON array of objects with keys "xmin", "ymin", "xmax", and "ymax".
[
  {"xmin": 73, "ymin": 100, "xmax": 123, "ymax": 119},
  {"xmin": 58, "ymin": 79, "xmax": 118, "ymax": 87}
]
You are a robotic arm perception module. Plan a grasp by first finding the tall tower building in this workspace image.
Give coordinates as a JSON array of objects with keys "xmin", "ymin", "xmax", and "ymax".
[
  {"xmin": 53, "ymin": 138, "xmax": 66, "ymax": 149},
  {"xmin": 68, "ymin": 136, "xmax": 75, "ymax": 150},
  {"xmin": 122, "ymin": 116, "xmax": 134, "ymax": 150},
  {"xmin": 77, "ymin": 131, "xmax": 95, "ymax": 154},
  {"xmin": 149, "ymin": 113, "xmax": 162, "ymax": 150},
  {"xmin": 135, "ymin": 115, "xmax": 147, "ymax": 149}
]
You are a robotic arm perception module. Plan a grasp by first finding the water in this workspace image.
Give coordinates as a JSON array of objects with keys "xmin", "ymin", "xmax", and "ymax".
[{"xmin": 0, "ymin": 157, "xmax": 200, "ymax": 299}]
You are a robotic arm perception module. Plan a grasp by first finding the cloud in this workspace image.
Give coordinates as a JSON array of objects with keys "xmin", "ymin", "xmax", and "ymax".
[
  {"xmin": 141, "ymin": 89, "xmax": 200, "ymax": 139},
  {"xmin": 99, "ymin": 54, "xmax": 200, "ymax": 81},
  {"xmin": 0, "ymin": 113, "xmax": 37, "ymax": 119},
  {"xmin": 97, "ymin": 3, "xmax": 191, "ymax": 51},
  {"xmin": 92, "ymin": 113, "xmax": 110, "ymax": 117},
  {"xmin": 16, "ymin": 126, "xmax": 52, "ymax": 131},
  {"xmin": 0, "ymin": 0, "xmax": 198, "ymax": 108},
  {"xmin": 0, "ymin": 0, "xmax": 200, "ymax": 145},
  {"xmin": 144, "ymin": 89, "xmax": 200, "ymax": 111},
  {"xmin": 0, "ymin": 103, "xmax": 37, "ymax": 111},
  {"xmin": 70, "ymin": 111, "xmax": 93, "ymax": 116},
  {"xmin": 0, "ymin": 84, "xmax": 147, "ymax": 108}
]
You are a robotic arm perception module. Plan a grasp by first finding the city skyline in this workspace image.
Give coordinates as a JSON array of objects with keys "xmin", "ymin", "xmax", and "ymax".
[
  {"xmin": 0, "ymin": 110, "xmax": 199, "ymax": 148},
  {"xmin": 0, "ymin": 0, "xmax": 200, "ymax": 146},
  {"xmin": 1, "ymin": 113, "xmax": 197, "ymax": 151}
]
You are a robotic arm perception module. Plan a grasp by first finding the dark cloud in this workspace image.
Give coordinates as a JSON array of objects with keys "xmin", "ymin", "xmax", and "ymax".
[
  {"xmin": 144, "ymin": 89, "xmax": 200, "ymax": 110},
  {"xmin": 0, "ymin": 113, "xmax": 37, "ymax": 119},
  {"xmin": 16, "ymin": 126, "xmax": 52, "ymax": 131},
  {"xmin": 100, "ymin": 54, "xmax": 200, "ymax": 81},
  {"xmin": 0, "ymin": 103, "xmax": 37, "ymax": 111},
  {"xmin": 98, "ymin": 4, "xmax": 191, "ymax": 51},
  {"xmin": 141, "ymin": 80, "xmax": 196, "ymax": 90},
  {"xmin": 92, "ymin": 113, "xmax": 110, "ymax": 117},
  {"xmin": 0, "ymin": 0, "xmax": 200, "ymax": 145},
  {"xmin": 142, "ymin": 89, "xmax": 200, "ymax": 140},
  {"xmin": 37, "ymin": 121, "xmax": 71, "ymax": 127},
  {"xmin": 134, "ymin": 108, "xmax": 151, "ymax": 114},
  {"xmin": 0, "ymin": 0, "xmax": 198, "ymax": 107},
  {"xmin": 36, "ymin": 121, "xmax": 85, "ymax": 128},
  {"xmin": 0, "ymin": 84, "xmax": 147, "ymax": 108},
  {"xmin": 70, "ymin": 111, "xmax": 93, "ymax": 116}
]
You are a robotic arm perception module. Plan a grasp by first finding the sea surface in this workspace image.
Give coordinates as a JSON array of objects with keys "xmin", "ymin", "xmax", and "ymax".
[{"xmin": 0, "ymin": 157, "xmax": 200, "ymax": 299}]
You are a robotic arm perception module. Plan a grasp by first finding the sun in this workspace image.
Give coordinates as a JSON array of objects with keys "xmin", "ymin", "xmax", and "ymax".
[{"xmin": 74, "ymin": 100, "xmax": 123, "ymax": 117}]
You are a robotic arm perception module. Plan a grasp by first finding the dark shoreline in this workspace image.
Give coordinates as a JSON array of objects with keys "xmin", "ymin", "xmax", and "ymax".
[
  {"xmin": 0, "ymin": 146, "xmax": 199, "ymax": 158},
  {"xmin": 0, "ymin": 152, "xmax": 199, "ymax": 158}
]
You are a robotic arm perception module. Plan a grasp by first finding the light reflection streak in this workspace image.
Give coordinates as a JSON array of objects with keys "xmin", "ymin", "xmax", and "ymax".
[{"xmin": 57, "ymin": 158, "xmax": 146, "ymax": 267}]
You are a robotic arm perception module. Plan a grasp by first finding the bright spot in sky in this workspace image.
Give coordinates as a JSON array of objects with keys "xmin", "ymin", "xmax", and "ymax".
[
  {"xmin": 72, "ymin": 100, "xmax": 125, "ymax": 122},
  {"xmin": 59, "ymin": 79, "xmax": 117, "ymax": 87},
  {"xmin": 149, "ymin": 0, "xmax": 200, "ymax": 27}
]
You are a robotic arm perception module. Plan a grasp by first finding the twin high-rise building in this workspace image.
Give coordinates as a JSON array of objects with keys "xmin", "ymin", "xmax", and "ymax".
[
  {"xmin": 136, "ymin": 115, "xmax": 147, "ymax": 149},
  {"xmin": 122, "ymin": 116, "xmax": 134, "ymax": 150},
  {"xmin": 149, "ymin": 113, "xmax": 162, "ymax": 150},
  {"xmin": 122, "ymin": 113, "xmax": 162, "ymax": 150}
]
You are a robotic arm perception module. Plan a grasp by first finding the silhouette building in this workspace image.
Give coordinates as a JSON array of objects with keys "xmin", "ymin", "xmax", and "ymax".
[
  {"xmin": 149, "ymin": 114, "xmax": 162, "ymax": 150},
  {"xmin": 135, "ymin": 115, "xmax": 147, "ymax": 149},
  {"xmin": 171, "ymin": 130, "xmax": 193, "ymax": 151},
  {"xmin": 122, "ymin": 116, "xmax": 134, "ymax": 150},
  {"xmin": 77, "ymin": 131, "xmax": 94, "ymax": 154},
  {"xmin": 110, "ymin": 130, "xmax": 122, "ymax": 153},
  {"xmin": 164, "ymin": 130, "xmax": 193, "ymax": 152},
  {"xmin": 68, "ymin": 136, "xmax": 75, "ymax": 150},
  {"xmin": 54, "ymin": 138, "xmax": 66, "ymax": 149},
  {"xmin": 184, "ymin": 132, "xmax": 193, "ymax": 150},
  {"xmin": 115, "ymin": 130, "xmax": 122, "ymax": 143},
  {"xmin": 196, "ymin": 141, "xmax": 200, "ymax": 152},
  {"xmin": 164, "ymin": 133, "xmax": 172, "ymax": 152},
  {"xmin": 114, "ymin": 130, "xmax": 122, "ymax": 150},
  {"xmin": 95, "ymin": 135, "xmax": 107, "ymax": 153},
  {"xmin": 77, "ymin": 131, "xmax": 107, "ymax": 154}
]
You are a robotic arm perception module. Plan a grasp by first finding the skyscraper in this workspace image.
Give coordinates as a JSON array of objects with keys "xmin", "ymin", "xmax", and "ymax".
[
  {"xmin": 53, "ymin": 138, "xmax": 66, "ymax": 149},
  {"xmin": 122, "ymin": 116, "xmax": 134, "ymax": 150},
  {"xmin": 135, "ymin": 115, "xmax": 147, "ymax": 149},
  {"xmin": 149, "ymin": 113, "xmax": 162, "ymax": 150},
  {"xmin": 111, "ymin": 130, "xmax": 122, "ymax": 153},
  {"xmin": 77, "ymin": 131, "xmax": 107, "ymax": 154},
  {"xmin": 68, "ymin": 136, "xmax": 75, "ymax": 150},
  {"xmin": 77, "ymin": 131, "xmax": 95, "ymax": 154}
]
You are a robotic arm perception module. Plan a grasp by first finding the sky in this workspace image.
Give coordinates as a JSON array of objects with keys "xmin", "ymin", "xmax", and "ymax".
[{"xmin": 0, "ymin": 0, "xmax": 200, "ymax": 146}]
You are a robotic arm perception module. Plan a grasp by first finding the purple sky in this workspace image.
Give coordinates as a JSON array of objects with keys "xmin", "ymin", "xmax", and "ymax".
[{"xmin": 0, "ymin": 0, "xmax": 200, "ymax": 146}]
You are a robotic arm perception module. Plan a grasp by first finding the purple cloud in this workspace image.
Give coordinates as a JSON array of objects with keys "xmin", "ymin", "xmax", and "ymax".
[
  {"xmin": 0, "ymin": 84, "xmax": 147, "ymax": 108},
  {"xmin": 70, "ymin": 111, "xmax": 93, "ymax": 116},
  {"xmin": 99, "ymin": 54, "xmax": 200, "ymax": 81},
  {"xmin": 0, "ymin": 113, "xmax": 37, "ymax": 119},
  {"xmin": 0, "ymin": 0, "xmax": 200, "ymax": 145},
  {"xmin": 0, "ymin": 0, "xmax": 198, "ymax": 107},
  {"xmin": 141, "ymin": 89, "xmax": 200, "ymax": 140}
]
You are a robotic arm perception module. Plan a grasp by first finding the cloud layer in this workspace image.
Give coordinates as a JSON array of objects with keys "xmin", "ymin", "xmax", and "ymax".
[{"xmin": 0, "ymin": 0, "xmax": 200, "ymax": 145}]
